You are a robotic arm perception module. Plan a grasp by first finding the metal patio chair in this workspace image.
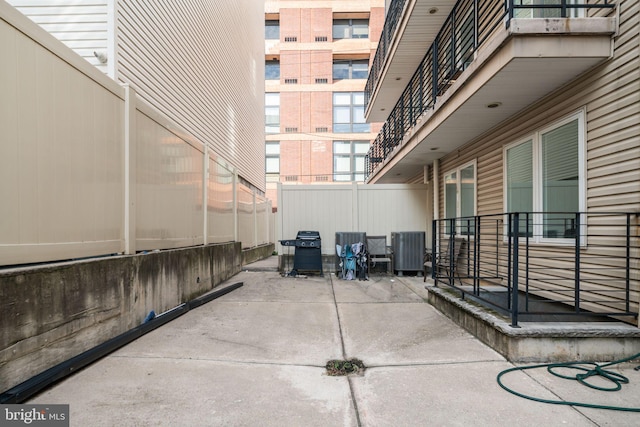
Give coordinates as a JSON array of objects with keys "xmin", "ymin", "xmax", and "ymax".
[
  {"xmin": 366, "ymin": 235, "xmax": 393, "ymax": 274},
  {"xmin": 424, "ymin": 236, "xmax": 465, "ymax": 284}
]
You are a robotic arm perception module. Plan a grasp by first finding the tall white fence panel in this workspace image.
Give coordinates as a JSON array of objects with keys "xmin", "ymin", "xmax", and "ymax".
[
  {"xmin": 0, "ymin": 5, "xmax": 125, "ymax": 265},
  {"xmin": 207, "ymin": 157, "xmax": 235, "ymax": 244},
  {"xmin": 0, "ymin": 4, "xmax": 273, "ymax": 266},
  {"xmin": 278, "ymin": 183, "xmax": 430, "ymax": 255},
  {"xmin": 277, "ymin": 185, "xmax": 357, "ymax": 252},
  {"xmin": 255, "ymin": 194, "xmax": 271, "ymax": 247},
  {"xmin": 237, "ymin": 184, "xmax": 256, "ymax": 249},
  {"xmin": 357, "ymin": 184, "xmax": 430, "ymax": 235},
  {"xmin": 135, "ymin": 104, "xmax": 206, "ymax": 251}
]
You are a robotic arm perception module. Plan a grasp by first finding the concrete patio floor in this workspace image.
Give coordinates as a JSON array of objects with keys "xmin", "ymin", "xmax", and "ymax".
[{"xmin": 28, "ymin": 257, "xmax": 640, "ymax": 426}]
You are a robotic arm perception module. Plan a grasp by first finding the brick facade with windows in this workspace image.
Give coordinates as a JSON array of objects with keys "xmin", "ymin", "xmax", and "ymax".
[{"xmin": 265, "ymin": 0, "xmax": 384, "ymax": 206}]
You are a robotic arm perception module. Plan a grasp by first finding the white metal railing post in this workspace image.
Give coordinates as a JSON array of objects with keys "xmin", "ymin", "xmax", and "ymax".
[
  {"xmin": 202, "ymin": 146, "xmax": 209, "ymax": 246},
  {"xmin": 253, "ymin": 190, "xmax": 258, "ymax": 248},
  {"xmin": 123, "ymin": 84, "xmax": 137, "ymax": 255},
  {"xmin": 233, "ymin": 169, "xmax": 238, "ymax": 243},
  {"xmin": 277, "ymin": 182, "xmax": 283, "ymax": 244}
]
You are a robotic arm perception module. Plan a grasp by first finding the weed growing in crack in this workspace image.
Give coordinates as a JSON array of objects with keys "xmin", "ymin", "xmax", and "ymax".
[{"xmin": 325, "ymin": 358, "xmax": 366, "ymax": 376}]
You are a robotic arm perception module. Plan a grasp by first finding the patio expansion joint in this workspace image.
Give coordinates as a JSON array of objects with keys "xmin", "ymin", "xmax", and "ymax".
[
  {"xmin": 109, "ymin": 354, "xmax": 330, "ymax": 369},
  {"xmin": 362, "ymin": 359, "xmax": 507, "ymax": 370},
  {"xmin": 329, "ymin": 273, "xmax": 363, "ymax": 427}
]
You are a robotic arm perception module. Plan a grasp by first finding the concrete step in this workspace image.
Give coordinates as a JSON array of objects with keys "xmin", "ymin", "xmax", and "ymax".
[{"xmin": 426, "ymin": 284, "xmax": 640, "ymax": 362}]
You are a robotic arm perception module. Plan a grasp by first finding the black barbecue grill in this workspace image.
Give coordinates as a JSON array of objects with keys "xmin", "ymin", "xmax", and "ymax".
[{"xmin": 279, "ymin": 231, "xmax": 322, "ymax": 275}]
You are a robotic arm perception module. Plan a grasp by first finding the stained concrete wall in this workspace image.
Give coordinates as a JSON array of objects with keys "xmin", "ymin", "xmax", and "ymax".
[
  {"xmin": 0, "ymin": 242, "xmax": 242, "ymax": 392},
  {"xmin": 242, "ymin": 243, "xmax": 276, "ymax": 266}
]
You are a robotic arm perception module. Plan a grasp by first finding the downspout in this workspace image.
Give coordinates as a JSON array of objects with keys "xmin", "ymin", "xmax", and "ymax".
[
  {"xmin": 429, "ymin": 160, "xmax": 440, "ymax": 280},
  {"xmin": 202, "ymin": 146, "xmax": 209, "ymax": 245},
  {"xmin": 233, "ymin": 169, "xmax": 238, "ymax": 243},
  {"xmin": 433, "ymin": 159, "xmax": 440, "ymax": 222}
]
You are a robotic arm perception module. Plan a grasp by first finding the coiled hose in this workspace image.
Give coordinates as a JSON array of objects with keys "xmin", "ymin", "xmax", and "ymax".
[{"xmin": 497, "ymin": 352, "xmax": 640, "ymax": 412}]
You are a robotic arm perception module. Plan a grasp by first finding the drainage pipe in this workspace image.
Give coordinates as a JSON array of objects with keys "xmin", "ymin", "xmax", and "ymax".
[
  {"xmin": 0, "ymin": 282, "xmax": 243, "ymax": 404},
  {"xmin": 433, "ymin": 159, "xmax": 440, "ymax": 223}
]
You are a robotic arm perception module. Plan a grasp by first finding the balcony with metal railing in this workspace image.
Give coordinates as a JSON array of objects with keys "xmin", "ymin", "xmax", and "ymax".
[
  {"xmin": 364, "ymin": 0, "xmax": 616, "ymax": 183},
  {"xmin": 428, "ymin": 212, "xmax": 639, "ymax": 328}
]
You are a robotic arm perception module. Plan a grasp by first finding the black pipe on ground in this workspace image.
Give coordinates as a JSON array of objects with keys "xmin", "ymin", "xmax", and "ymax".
[{"xmin": 0, "ymin": 282, "xmax": 243, "ymax": 404}]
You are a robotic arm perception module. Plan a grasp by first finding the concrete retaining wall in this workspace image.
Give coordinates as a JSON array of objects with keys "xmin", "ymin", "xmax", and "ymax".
[
  {"xmin": 0, "ymin": 242, "xmax": 241, "ymax": 392},
  {"xmin": 242, "ymin": 244, "xmax": 275, "ymax": 266}
]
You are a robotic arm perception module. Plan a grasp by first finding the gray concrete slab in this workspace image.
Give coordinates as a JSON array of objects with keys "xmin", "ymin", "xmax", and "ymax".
[
  {"xmin": 114, "ymin": 299, "xmax": 343, "ymax": 366},
  {"xmin": 33, "ymin": 357, "xmax": 355, "ymax": 426},
  {"xmin": 519, "ymin": 361, "xmax": 640, "ymax": 426},
  {"xmin": 26, "ymin": 267, "xmax": 640, "ymax": 426},
  {"xmin": 339, "ymin": 302, "xmax": 503, "ymax": 365},
  {"xmin": 221, "ymin": 270, "xmax": 335, "ymax": 303},
  {"xmin": 352, "ymin": 362, "xmax": 602, "ymax": 427},
  {"xmin": 332, "ymin": 274, "xmax": 424, "ymax": 303}
]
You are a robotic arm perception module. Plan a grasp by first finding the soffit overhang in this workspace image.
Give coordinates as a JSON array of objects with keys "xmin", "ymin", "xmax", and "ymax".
[{"xmin": 368, "ymin": 18, "xmax": 616, "ymax": 183}]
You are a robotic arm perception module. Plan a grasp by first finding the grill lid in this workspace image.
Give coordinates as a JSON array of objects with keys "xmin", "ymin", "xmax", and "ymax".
[{"xmin": 296, "ymin": 231, "xmax": 321, "ymax": 240}]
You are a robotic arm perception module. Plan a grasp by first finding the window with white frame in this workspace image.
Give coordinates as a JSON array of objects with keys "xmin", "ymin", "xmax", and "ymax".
[
  {"xmin": 333, "ymin": 19, "xmax": 369, "ymax": 39},
  {"xmin": 333, "ymin": 141, "xmax": 369, "ymax": 181},
  {"xmin": 513, "ymin": 0, "xmax": 582, "ymax": 19},
  {"xmin": 265, "ymin": 93, "xmax": 280, "ymax": 134},
  {"xmin": 333, "ymin": 59, "xmax": 369, "ymax": 80},
  {"xmin": 265, "ymin": 142, "xmax": 280, "ymax": 182},
  {"xmin": 444, "ymin": 160, "xmax": 477, "ymax": 235},
  {"xmin": 504, "ymin": 110, "xmax": 585, "ymax": 241},
  {"xmin": 333, "ymin": 92, "xmax": 370, "ymax": 133}
]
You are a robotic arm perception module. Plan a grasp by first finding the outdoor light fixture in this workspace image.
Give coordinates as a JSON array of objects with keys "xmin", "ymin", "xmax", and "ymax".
[
  {"xmin": 429, "ymin": 8, "xmax": 438, "ymax": 14},
  {"xmin": 430, "ymin": 147, "xmax": 439, "ymax": 151},
  {"xmin": 486, "ymin": 102, "xmax": 502, "ymax": 109}
]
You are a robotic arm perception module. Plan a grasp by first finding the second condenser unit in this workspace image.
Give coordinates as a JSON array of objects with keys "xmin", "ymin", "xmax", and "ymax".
[{"xmin": 391, "ymin": 232, "xmax": 425, "ymax": 276}]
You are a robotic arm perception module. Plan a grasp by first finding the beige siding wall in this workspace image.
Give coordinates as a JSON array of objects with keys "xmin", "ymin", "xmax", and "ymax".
[
  {"xmin": 439, "ymin": 1, "xmax": 639, "ymax": 216},
  {"xmin": 278, "ymin": 183, "xmax": 429, "ymax": 254},
  {"xmin": 115, "ymin": 0, "xmax": 266, "ymax": 192},
  {"xmin": 6, "ymin": 0, "xmax": 110, "ymax": 74},
  {"xmin": 436, "ymin": 1, "xmax": 639, "ymax": 317}
]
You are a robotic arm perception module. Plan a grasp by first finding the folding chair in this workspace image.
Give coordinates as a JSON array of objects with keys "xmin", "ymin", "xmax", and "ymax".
[
  {"xmin": 366, "ymin": 235, "xmax": 393, "ymax": 274},
  {"xmin": 424, "ymin": 236, "xmax": 465, "ymax": 284}
]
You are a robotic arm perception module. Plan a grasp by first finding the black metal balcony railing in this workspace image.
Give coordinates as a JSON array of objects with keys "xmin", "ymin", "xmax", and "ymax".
[
  {"xmin": 429, "ymin": 212, "xmax": 638, "ymax": 327},
  {"xmin": 365, "ymin": 0, "xmax": 408, "ymax": 107},
  {"xmin": 364, "ymin": 0, "xmax": 615, "ymax": 180}
]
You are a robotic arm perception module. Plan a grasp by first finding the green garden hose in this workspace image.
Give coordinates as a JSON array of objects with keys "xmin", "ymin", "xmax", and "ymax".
[{"xmin": 497, "ymin": 352, "xmax": 640, "ymax": 412}]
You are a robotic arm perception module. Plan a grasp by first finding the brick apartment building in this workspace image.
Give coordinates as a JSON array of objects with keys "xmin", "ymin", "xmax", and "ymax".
[{"xmin": 264, "ymin": 0, "xmax": 385, "ymax": 206}]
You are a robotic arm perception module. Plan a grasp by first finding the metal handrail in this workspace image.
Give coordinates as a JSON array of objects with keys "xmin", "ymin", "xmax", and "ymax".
[
  {"xmin": 364, "ymin": 0, "xmax": 614, "ymax": 180},
  {"xmin": 365, "ymin": 0, "xmax": 408, "ymax": 107},
  {"xmin": 430, "ymin": 212, "xmax": 638, "ymax": 327}
]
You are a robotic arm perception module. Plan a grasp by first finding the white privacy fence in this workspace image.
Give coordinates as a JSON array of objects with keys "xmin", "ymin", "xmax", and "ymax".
[
  {"xmin": 0, "ymin": 5, "xmax": 272, "ymax": 266},
  {"xmin": 277, "ymin": 183, "xmax": 431, "ymax": 255}
]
